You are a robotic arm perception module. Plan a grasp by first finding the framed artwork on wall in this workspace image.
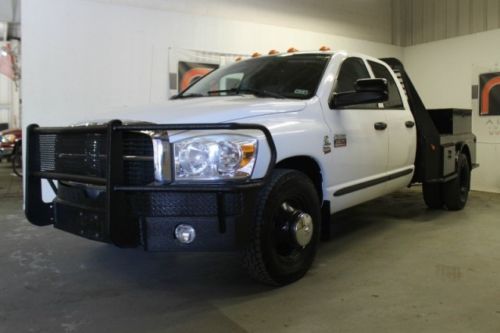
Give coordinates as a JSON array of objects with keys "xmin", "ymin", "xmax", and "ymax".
[
  {"xmin": 168, "ymin": 48, "xmax": 248, "ymax": 98},
  {"xmin": 479, "ymin": 72, "xmax": 500, "ymax": 116},
  {"xmin": 178, "ymin": 61, "xmax": 219, "ymax": 92}
]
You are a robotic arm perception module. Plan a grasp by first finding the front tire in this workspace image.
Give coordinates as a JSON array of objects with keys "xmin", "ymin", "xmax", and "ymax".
[
  {"xmin": 243, "ymin": 169, "xmax": 321, "ymax": 286},
  {"xmin": 443, "ymin": 153, "xmax": 470, "ymax": 211}
]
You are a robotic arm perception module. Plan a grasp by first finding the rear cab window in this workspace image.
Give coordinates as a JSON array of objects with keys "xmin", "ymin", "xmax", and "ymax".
[{"xmin": 368, "ymin": 60, "xmax": 404, "ymax": 109}]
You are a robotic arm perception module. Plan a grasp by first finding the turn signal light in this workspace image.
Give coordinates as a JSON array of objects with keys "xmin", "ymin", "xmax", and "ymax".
[
  {"xmin": 319, "ymin": 46, "xmax": 331, "ymax": 51},
  {"xmin": 287, "ymin": 47, "xmax": 299, "ymax": 53},
  {"xmin": 251, "ymin": 52, "xmax": 262, "ymax": 58},
  {"xmin": 268, "ymin": 49, "xmax": 279, "ymax": 55},
  {"xmin": 240, "ymin": 143, "xmax": 257, "ymax": 168}
]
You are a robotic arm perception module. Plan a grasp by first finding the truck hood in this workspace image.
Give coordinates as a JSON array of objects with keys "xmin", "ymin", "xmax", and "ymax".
[{"xmin": 112, "ymin": 96, "xmax": 307, "ymax": 124}]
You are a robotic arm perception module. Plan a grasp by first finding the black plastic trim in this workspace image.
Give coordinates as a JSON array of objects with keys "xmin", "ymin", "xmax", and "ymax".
[
  {"xmin": 33, "ymin": 125, "xmax": 108, "ymax": 134},
  {"xmin": 405, "ymin": 121, "xmax": 415, "ymax": 128},
  {"xmin": 32, "ymin": 172, "xmax": 106, "ymax": 185},
  {"xmin": 25, "ymin": 124, "xmax": 55, "ymax": 226},
  {"xmin": 217, "ymin": 192, "xmax": 226, "ymax": 233},
  {"xmin": 334, "ymin": 168, "xmax": 414, "ymax": 197},
  {"xmin": 113, "ymin": 180, "xmax": 267, "ymax": 192},
  {"xmin": 374, "ymin": 122, "xmax": 387, "ymax": 130}
]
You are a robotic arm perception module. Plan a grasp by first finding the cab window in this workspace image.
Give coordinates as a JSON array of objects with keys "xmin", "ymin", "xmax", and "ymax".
[
  {"xmin": 368, "ymin": 61, "xmax": 404, "ymax": 109},
  {"xmin": 333, "ymin": 57, "xmax": 377, "ymax": 109}
]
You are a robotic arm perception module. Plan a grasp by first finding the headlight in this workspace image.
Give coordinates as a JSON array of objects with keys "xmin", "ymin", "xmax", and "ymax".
[
  {"xmin": 1, "ymin": 134, "xmax": 16, "ymax": 143},
  {"xmin": 173, "ymin": 134, "xmax": 257, "ymax": 181}
]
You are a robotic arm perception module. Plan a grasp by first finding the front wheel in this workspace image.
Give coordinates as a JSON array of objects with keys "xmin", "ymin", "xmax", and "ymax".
[
  {"xmin": 443, "ymin": 153, "xmax": 470, "ymax": 211},
  {"xmin": 243, "ymin": 169, "xmax": 321, "ymax": 286}
]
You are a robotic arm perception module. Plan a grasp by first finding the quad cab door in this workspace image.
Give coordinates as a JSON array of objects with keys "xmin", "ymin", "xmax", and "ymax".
[
  {"xmin": 367, "ymin": 60, "xmax": 416, "ymax": 192},
  {"xmin": 321, "ymin": 57, "xmax": 390, "ymax": 213}
]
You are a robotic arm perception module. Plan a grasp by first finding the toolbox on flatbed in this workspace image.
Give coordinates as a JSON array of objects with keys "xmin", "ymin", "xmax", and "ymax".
[{"xmin": 428, "ymin": 108, "xmax": 472, "ymax": 135}]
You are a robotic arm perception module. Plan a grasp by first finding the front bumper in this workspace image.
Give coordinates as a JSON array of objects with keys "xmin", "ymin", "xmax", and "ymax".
[{"xmin": 25, "ymin": 121, "xmax": 276, "ymax": 251}]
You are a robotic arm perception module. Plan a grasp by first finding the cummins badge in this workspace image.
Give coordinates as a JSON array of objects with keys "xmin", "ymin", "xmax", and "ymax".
[{"xmin": 323, "ymin": 136, "xmax": 332, "ymax": 154}]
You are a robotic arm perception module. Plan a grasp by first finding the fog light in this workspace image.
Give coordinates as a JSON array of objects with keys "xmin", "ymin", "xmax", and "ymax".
[{"xmin": 175, "ymin": 224, "xmax": 196, "ymax": 244}]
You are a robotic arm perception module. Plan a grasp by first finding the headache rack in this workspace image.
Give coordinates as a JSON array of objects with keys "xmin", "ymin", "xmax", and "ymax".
[{"xmin": 25, "ymin": 120, "xmax": 276, "ymax": 246}]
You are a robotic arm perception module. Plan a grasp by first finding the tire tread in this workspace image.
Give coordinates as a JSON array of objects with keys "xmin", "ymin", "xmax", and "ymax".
[{"xmin": 242, "ymin": 169, "xmax": 318, "ymax": 285}]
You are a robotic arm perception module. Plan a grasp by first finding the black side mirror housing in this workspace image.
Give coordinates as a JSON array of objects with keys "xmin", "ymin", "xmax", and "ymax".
[{"xmin": 330, "ymin": 78, "xmax": 388, "ymax": 109}]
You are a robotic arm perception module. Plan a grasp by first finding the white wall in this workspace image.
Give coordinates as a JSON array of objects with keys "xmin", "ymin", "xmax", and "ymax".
[
  {"xmin": 22, "ymin": 0, "xmax": 403, "ymax": 127},
  {"xmin": 404, "ymin": 29, "xmax": 500, "ymax": 193},
  {"xmin": 0, "ymin": 0, "xmax": 14, "ymax": 22},
  {"xmin": 0, "ymin": 73, "xmax": 12, "ymax": 124},
  {"xmin": 90, "ymin": 0, "xmax": 394, "ymax": 44},
  {"xmin": 0, "ymin": 40, "xmax": 17, "ymax": 127}
]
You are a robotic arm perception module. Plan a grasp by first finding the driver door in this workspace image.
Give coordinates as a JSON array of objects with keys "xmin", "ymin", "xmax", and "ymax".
[{"xmin": 322, "ymin": 57, "xmax": 389, "ymax": 212}]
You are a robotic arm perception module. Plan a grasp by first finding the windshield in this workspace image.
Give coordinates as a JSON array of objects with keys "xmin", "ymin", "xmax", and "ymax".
[{"xmin": 176, "ymin": 53, "xmax": 332, "ymax": 100}]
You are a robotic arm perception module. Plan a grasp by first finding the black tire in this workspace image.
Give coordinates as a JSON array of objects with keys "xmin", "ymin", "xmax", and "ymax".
[
  {"xmin": 422, "ymin": 182, "xmax": 443, "ymax": 209},
  {"xmin": 443, "ymin": 153, "xmax": 470, "ymax": 211},
  {"xmin": 243, "ymin": 169, "xmax": 321, "ymax": 286}
]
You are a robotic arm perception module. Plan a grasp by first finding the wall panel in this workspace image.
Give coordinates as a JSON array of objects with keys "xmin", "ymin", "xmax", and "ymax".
[
  {"xmin": 394, "ymin": 0, "xmax": 500, "ymax": 46},
  {"xmin": 486, "ymin": 0, "xmax": 499, "ymax": 29}
]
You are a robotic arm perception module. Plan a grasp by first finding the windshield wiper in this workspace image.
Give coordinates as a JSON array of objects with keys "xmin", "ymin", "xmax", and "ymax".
[
  {"xmin": 172, "ymin": 93, "xmax": 204, "ymax": 99},
  {"xmin": 207, "ymin": 88, "xmax": 285, "ymax": 99}
]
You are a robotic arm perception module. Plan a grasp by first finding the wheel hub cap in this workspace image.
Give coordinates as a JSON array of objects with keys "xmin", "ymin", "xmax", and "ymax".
[
  {"xmin": 293, "ymin": 212, "xmax": 314, "ymax": 247},
  {"xmin": 282, "ymin": 202, "xmax": 313, "ymax": 248}
]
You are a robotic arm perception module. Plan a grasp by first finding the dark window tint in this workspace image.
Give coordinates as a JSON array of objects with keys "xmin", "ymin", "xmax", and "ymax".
[
  {"xmin": 368, "ymin": 61, "xmax": 404, "ymax": 109},
  {"xmin": 334, "ymin": 57, "xmax": 376, "ymax": 109},
  {"xmin": 179, "ymin": 54, "xmax": 331, "ymax": 100}
]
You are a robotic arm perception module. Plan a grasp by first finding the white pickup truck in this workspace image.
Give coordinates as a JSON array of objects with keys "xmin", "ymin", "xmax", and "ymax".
[{"xmin": 25, "ymin": 50, "xmax": 477, "ymax": 285}]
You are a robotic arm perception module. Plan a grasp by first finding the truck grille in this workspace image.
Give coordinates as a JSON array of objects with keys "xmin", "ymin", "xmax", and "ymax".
[
  {"xmin": 37, "ymin": 131, "xmax": 154, "ymax": 185},
  {"xmin": 38, "ymin": 133, "xmax": 107, "ymax": 177},
  {"xmin": 123, "ymin": 132, "xmax": 154, "ymax": 185}
]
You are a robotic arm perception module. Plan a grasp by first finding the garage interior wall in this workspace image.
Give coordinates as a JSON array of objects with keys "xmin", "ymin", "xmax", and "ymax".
[
  {"xmin": 92, "ymin": 0, "xmax": 394, "ymax": 44},
  {"xmin": 404, "ymin": 29, "xmax": 500, "ymax": 193},
  {"xmin": 22, "ymin": 0, "xmax": 402, "ymax": 127},
  {"xmin": 0, "ymin": 41, "xmax": 20, "ymax": 128},
  {"xmin": 0, "ymin": 56, "xmax": 12, "ymax": 124}
]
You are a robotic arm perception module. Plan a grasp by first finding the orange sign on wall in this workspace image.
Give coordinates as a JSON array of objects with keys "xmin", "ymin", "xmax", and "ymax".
[
  {"xmin": 178, "ymin": 61, "xmax": 219, "ymax": 92},
  {"xmin": 479, "ymin": 72, "xmax": 500, "ymax": 116}
]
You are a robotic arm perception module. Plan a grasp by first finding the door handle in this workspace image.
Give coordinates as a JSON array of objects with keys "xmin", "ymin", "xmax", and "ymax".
[
  {"xmin": 374, "ymin": 122, "xmax": 387, "ymax": 130},
  {"xmin": 405, "ymin": 121, "xmax": 415, "ymax": 128}
]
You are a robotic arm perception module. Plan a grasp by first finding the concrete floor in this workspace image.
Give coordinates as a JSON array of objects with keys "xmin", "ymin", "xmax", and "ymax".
[{"xmin": 1, "ymin": 163, "xmax": 500, "ymax": 333}]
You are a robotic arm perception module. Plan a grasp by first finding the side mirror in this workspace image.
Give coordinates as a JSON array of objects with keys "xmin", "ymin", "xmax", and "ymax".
[{"xmin": 330, "ymin": 78, "xmax": 388, "ymax": 109}]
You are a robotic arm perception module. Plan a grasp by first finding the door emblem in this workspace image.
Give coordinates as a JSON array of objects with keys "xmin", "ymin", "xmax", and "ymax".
[
  {"xmin": 334, "ymin": 134, "xmax": 347, "ymax": 148},
  {"xmin": 323, "ymin": 136, "xmax": 332, "ymax": 154}
]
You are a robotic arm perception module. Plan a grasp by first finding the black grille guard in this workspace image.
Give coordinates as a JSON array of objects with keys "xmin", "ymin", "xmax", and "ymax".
[{"xmin": 25, "ymin": 120, "xmax": 277, "ymax": 237}]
